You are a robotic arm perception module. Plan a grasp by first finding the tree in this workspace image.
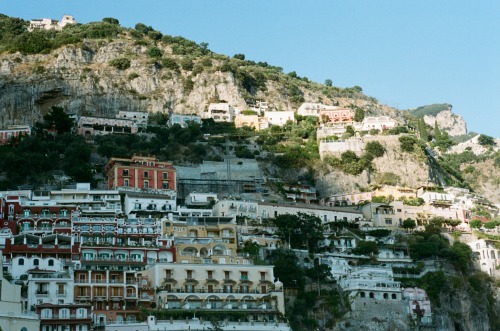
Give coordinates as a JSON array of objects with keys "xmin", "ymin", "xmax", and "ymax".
[
  {"xmin": 365, "ymin": 141, "xmax": 385, "ymax": 157},
  {"xmin": 352, "ymin": 241, "xmax": 378, "ymax": 255},
  {"xmin": 233, "ymin": 53, "xmax": 245, "ymax": 60},
  {"xmin": 483, "ymin": 221, "xmax": 498, "ymax": 229},
  {"xmin": 354, "ymin": 107, "xmax": 365, "ymax": 122},
  {"xmin": 324, "ymin": 79, "xmax": 332, "ymax": 87},
  {"xmin": 402, "ymin": 218, "xmax": 417, "ymax": 231},
  {"xmin": 102, "ymin": 17, "xmax": 119, "ymax": 25},
  {"xmin": 478, "ymin": 134, "xmax": 495, "ymax": 146},
  {"xmin": 469, "ymin": 219, "xmax": 482, "ymax": 229},
  {"xmin": 42, "ymin": 106, "xmax": 74, "ymax": 134},
  {"xmin": 271, "ymin": 213, "xmax": 324, "ymax": 252},
  {"xmin": 399, "ymin": 135, "xmax": 417, "ymax": 152},
  {"xmin": 346, "ymin": 125, "xmax": 355, "ymax": 136},
  {"xmin": 147, "ymin": 46, "xmax": 163, "ymax": 58},
  {"xmin": 269, "ymin": 249, "xmax": 305, "ymax": 290}
]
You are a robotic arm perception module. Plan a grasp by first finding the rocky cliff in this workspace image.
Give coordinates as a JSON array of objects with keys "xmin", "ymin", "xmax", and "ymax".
[{"xmin": 423, "ymin": 109, "xmax": 467, "ymax": 137}]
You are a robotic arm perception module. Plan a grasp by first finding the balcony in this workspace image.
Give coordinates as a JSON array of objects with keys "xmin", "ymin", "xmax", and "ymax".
[
  {"xmin": 56, "ymin": 290, "xmax": 67, "ymax": 296},
  {"xmin": 36, "ymin": 290, "xmax": 49, "ymax": 296}
]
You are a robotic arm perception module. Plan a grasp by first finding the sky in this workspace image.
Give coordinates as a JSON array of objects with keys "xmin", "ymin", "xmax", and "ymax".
[{"xmin": 1, "ymin": 0, "xmax": 499, "ymax": 137}]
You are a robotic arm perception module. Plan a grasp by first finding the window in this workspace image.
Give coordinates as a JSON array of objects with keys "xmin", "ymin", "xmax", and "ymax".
[
  {"xmin": 144, "ymin": 180, "xmax": 149, "ymax": 188},
  {"xmin": 162, "ymin": 182, "xmax": 169, "ymax": 189},
  {"xmin": 143, "ymin": 171, "xmax": 149, "ymax": 178},
  {"xmin": 207, "ymin": 270, "xmax": 213, "ymax": 280},
  {"xmin": 33, "ymin": 259, "xmax": 39, "ymax": 266},
  {"xmin": 385, "ymin": 219, "xmax": 392, "ymax": 225},
  {"xmin": 122, "ymin": 169, "xmax": 129, "ymax": 176},
  {"xmin": 18, "ymin": 258, "xmax": 24, "ymax": 265},
  {"xmin": 163, "ymin": 172, "xmax": 168, "ymax": 179},
  {"xmin": 186, "ymin": 270, "xmax": 193, "ymax": 279},
  {"xmin": 240, "ymin": 271, "xmax": 248, "ymax": 280},
  {"xmin": 134, "ymin": 203, "xmax": 141, "ymax": 210},
  {"xmin": 124, "ymin": 179, "xmax": 129, "ymax": 187},
  {"xmin": 224, "ymin": 271, "xmax": 230, "ymax": 280}
]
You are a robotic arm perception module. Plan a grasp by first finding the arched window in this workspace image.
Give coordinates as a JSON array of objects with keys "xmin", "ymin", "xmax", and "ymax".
[
  {"xmin": 48, "ymin": 259, "xmax": 54, "ymax": 266},
  {"xmin": 360, "ymin": 292, "xmax": 366, "ymax": 298},
  {"xmin": 18, "ymin": 258, "xmax": 24, "ymax": 266},
  {"xmin": 369, "ymin": 292, "xmax": 374, "ymax": 299},
  {"xmin": 383, "ymin": 293, "xmax": 388, "ymax": 299},
  {"xmin": 391, "ymin": 293, "xmax": 397, "ymax": 299},
  {"xmin": 33, "ymin": 259, "xmax": 39, "ymax": 266}
]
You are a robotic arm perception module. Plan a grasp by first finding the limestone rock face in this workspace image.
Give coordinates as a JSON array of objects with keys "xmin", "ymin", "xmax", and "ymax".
[{"xmin": 424, "ymin": 109, "xmax": 467, "ymax": 136}]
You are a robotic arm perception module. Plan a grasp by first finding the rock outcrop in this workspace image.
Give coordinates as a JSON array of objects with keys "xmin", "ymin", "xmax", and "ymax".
[{"xmin": 423, "ymin": 109, "xmax": 467, "ymax": 136}]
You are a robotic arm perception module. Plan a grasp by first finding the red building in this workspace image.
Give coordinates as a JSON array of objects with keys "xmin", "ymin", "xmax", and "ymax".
[{"xmin": 105, "ymin": 155, "xmax": 176, "ymax": 191}]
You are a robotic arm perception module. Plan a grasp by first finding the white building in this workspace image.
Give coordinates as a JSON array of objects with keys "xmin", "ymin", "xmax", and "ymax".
[
  {"xmin": 28, "ymin": 15, "xmax": 76, "ymax": 32},
  {"xmin": 168, "ymin": 114, "xmax": 202, "ymax": 128},
  {"xmin": 264, "ymin": 110, "xmax": 295, "ymax": 127},
  {"xmin": 297, "ymin": 103, "xmax": 339, "ymax": 117},
  {"xmin": 116, "ymin": 110, "xmax": 149, "ymax": 126},
  {"xmin": 321, "ymin": 256, "xmax": 353, "ymax": 280},
  {"xmin": 44, "ymin": 183, "xmax": 122, "ymax": 215},
  {"xmin": 122, "ymin": 189, "xmax": 177, "ymax": 216},
  {"xmin": 205, "ymin": 103, "xmax": 237, "ymax": 122},
  {"xmin": 106, "ymin": 316, "xmax": 291, "ymax": 331},
  {"xmin": 214, "ymin": 200, "xmax": 363, "ymax": 224},
  {"xmin": 340, "ymin": 267, "xmax": 402, "ymax": 300},
  {"xmin": 354, "ymin": 116, "xmax": 397, "ymax": 132},
  {"xmin": 26, "ymin": 269, "xmax": 74, "ymax": 308},
  {"xmin": 0, "ymin": 253, "xmax": 39, "ymax": 331},
  {"xmin": 185, "ymin": 192, "xmax": 218, "ymax": 206},
  {"xmin": 468, "ymin": 239, "xmax": 500, "ymax": 276}
]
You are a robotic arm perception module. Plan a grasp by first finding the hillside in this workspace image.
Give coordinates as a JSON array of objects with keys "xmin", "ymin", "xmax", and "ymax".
[
  {"xmin": 0, "ymin": 15, "xmax": 498, "ymax": 202},
  {"xmin": 0, "ymin": 15, "xmax": 401, "ymax": 127}
]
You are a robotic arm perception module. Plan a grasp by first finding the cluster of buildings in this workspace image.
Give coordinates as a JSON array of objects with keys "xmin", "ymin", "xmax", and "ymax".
[{"xmin": 28, "ymin": 15, "xmax": 76, "ymax": 32}]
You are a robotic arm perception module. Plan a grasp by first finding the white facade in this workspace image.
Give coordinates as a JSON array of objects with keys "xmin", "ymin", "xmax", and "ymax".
[
  {"xmin": 340, "ymin": 267, "xmax": 402, "ymax": 300},
  {"xmin": 168, "ymin": 114, "xmax": 202, "ymax": 128},
  {"xmin": 10, "ymin": 256, "xmax": 67, "ymax": 280},
  {"xmin": 28, "ymin": 15, "xmax": 76, "ymax": 32},
  {"xmin": 205, "ymin": 103, "xmax": 236, "ymax": 122},
  {"xmin": 321, "ymin": 256, "xmax": 352, "ymax": 280},
  {"xmin": 297, "ymin": 103, "xmax": 338, "ymax": 117},
  {"xmin": 27, "ymin": 270, "xmax": 74, "ymax": 308},
  {"xmin": 264, "ymin": 111, "xmax": 295, "ymax": 127},
  {"xmin": 354, "ymin": 116, "xmax": 397, "ymax": 131},
  {"xmin": 213, "ymin": 200, "xmax": 363, "ymax": 223},
  {"xmin": 123, "ymin": 191, "xmax": 177, "ymax": 216},
  {"xmin": 116, "ymin": 110, "xmax": 149, "ymax": 126},
  {"xmin": 468, "ymin": 239, "xmax": 500, "ymax": 276},
  {"xmin": 106, "ymin": 316, "xmax": 291, "ymax": 331},
  {"xmin": 185, "ymin": 192, "xmax": 218, "ymax": 206},
  {"xmin": 0, "ymin": 253, "xmax": 39, "ymax": 331},
  {"xmin": 45, "ymin": 184, "xmax": 122, "ymax": 215}
]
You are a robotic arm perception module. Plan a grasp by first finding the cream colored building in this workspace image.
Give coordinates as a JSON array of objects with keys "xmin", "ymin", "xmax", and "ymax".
[
  {"xmin": 372, "ymin": 186, "xmax": 417, "ymax": 200},
  {"xmin": 264, "ymin": 110, "xmax": 295, "ymax": 127},
  {"xmin": 234, "ymin": 114, "xmax": 268, "ymax": 131},
  {"xmin": 164, "ymin": 216, "xmax": 252, "ymax": 264},
  {"xmin": 145, "ymin": 262, "xmax": 285, "ymax": 317}
]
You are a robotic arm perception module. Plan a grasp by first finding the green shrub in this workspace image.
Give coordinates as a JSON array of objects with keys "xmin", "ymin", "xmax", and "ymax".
[
  {"xmin": 109, "ymin": 57, "xmax": 131, "ymax": 70},
  {"xmin": 147, "ymin": 46, "xmax": 163, "ymax": 58},
  {"xmin": 161, "ymin": 58, "xmax": 179, "ymax": 71},
  {"xmin": 365, "ymin": 141, "xmax": 385, "ymax": 157},
  {"xmin": 399, "ymin": 135, "xmax": 418, "ymax": 152}
]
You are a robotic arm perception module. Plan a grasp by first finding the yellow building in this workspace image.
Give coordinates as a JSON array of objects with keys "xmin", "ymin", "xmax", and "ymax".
[{"xmin": 164, "ymin": 216, "xmax": 252, "ymax": 264}]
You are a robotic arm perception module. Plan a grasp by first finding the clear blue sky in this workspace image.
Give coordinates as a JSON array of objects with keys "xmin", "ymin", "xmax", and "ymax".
[{"xmin": 2, "ymin": 0, "xmax": 499, "ymax": 137}]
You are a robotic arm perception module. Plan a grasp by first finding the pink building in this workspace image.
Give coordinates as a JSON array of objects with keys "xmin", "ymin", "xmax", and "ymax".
[
  {"xmin": 0, "ymin": 126, "xmax": 31, "ymax": 145},
  {"xmin": 319, "ymin": 108, "xmax": 352, "ymax": 123},
  {"xmin": 402, "ymin": 287, "xmax": 432, "ymax": 324}
]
